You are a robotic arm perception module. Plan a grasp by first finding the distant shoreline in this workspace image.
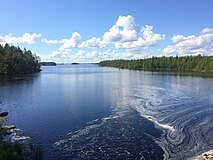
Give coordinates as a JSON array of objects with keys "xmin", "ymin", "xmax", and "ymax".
[
  {"xmin": 98, "ymin": 55, "xmax": 213, "ymax": 77},
  {"xmin": 40, "ymin": 62, "xmax": 57, "ymax": 66}
]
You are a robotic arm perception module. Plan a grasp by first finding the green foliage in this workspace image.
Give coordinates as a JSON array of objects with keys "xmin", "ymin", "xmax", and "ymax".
[
  {"xmin": 0, "ymin": 44, "xmax": 41, "ymax": 75},
  {"xmin": 40, "ymin": 62, "xmax": 56, "ymax": 66},
  {"xmin": 0, "ymin": 132, "xmax": 4, "ymax": 140},
  {"xmin": 99, "ymin": 55, "xmax": 213, "ymax": 72},
  {"xmin": 0, "ymin": 110, "xmax": 41, "ymax": 160},
  {"xmin": 0, "ymin": 141, "xmax": 23, "ymax": 160},
  {"xmin": 0, "ymin": 117, "xmax": 6, "ymax": 125},
  {"xmin": 0, "ymin": 113, "xmax": 23, "ymax": 160}
]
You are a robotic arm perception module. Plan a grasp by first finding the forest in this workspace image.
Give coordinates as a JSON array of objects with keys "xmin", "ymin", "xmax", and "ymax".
[
  {"xmin": 99, "ymin": 55, "xmax": 213, "ymax": 72},
  {"xmin": 40, "ymin": 62, "xmax": 56, "ymax": 66},
  {"xmin": 0, "ymin": 44, "xmax": 41, "ymax": 75}
]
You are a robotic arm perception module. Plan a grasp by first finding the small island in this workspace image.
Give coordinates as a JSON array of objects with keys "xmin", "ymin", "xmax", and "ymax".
[
  {"xmin": 71, "ymin": 62, "xmax": 80, "ymax": 65},
  {"xmin": 0, "ymin": 44, "xmax": 41, "ymax": 75},
  {"xmin": 40, "ymin": 62, "xmax": 57, "ymax": 66}
]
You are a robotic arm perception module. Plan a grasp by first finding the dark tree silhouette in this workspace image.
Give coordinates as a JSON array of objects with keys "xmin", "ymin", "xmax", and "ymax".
[{"xmin": 0, "ymin": 44, "xmax": 41, "ymax": 75}]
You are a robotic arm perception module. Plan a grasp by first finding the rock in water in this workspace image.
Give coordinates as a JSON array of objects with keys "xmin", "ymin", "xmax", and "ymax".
[
  {"xmin": 199, "ymin": 153, "xmax": 213, "ymax": 160},
  {"xmin": 1, "ymin": 125, "xmax": 16, "ymax": 130},
  {"xmin": 0, "ymin": 112, "xmax": 9, "ymax": 117}
]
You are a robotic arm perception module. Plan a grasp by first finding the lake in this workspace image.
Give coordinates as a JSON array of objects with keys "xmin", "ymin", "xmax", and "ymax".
[{"xmin": 0, "ymin": 64, "xmax": 213, "ymax": 160}]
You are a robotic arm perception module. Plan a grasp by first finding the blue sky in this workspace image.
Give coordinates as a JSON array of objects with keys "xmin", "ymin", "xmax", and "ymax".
[{"xmin": 0, "ymin": 0, "xmax": 213, "ymax": 62}]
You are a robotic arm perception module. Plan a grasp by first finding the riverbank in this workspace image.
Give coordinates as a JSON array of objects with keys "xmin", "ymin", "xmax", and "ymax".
[
  {"xmin": 0, "ymin": 128, "xmax": 42, "ymax": 160},
  {"xmin": 0, "ymin": 112, "xmax": 42, "ymax": 160},
  {"xmin": 99, "ymin": 55, "xmax": 213, "ymax": 76},
  {"xmin": 0, "ymin": 114, "xmax": 23, "ymax": 160}
]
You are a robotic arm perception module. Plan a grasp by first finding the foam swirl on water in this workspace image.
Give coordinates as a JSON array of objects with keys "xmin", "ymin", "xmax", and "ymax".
[
  {"xmin": 53, "ymin": 81, "xmax": 213, "ymax": 159},
  {"xmin": 53, "ymin": 109, "xmax": 164, "ymax": 160},
  {"xmin": 130, "ymin": 85, "xmax": 213, "ymax": 159}
]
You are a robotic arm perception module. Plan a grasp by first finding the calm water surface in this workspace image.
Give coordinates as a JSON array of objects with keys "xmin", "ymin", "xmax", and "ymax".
[{"xmin": 0, "ymin": 64, "xmax": 213, "ymax": 160}]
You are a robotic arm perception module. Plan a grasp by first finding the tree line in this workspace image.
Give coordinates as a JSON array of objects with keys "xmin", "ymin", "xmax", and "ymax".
[
  {"xmin": 0, "ymin": 44, "xmax": 41, "ymax": 75},
  {"xmin": 99, "ymin": 55, "xmax": 213, "ymax": 72},
  {"xmin": 40, "ymin": 62, "xmax": 56, "ymax": 66}
]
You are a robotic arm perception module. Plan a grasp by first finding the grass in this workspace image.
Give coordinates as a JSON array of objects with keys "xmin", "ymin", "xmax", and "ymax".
[
  {"xmin": 0, "ymin": 141, "xmax": 23, "ymax": 160},
  {"xmin": 0, "ymin": 131, "xmax": 23, "ymax": 160},
  {"xmin": 0, "ymin": 130, "xmax": 42, "ymax": 160}
]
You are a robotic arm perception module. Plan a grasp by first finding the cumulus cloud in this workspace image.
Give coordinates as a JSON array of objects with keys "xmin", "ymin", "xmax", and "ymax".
[
  {"xmin": 43, "ymin": 50, "xmax": 73, "ymax": 62},
  {"xmin": 103, "ymin": 15, "xmax": 165, "ymax": 49},
  {"xmin": 41, "ymin": 38, "xmax": 65, "ymax": 45},
  {"xmin": 42, "ymin": 15, "xmax": 165, "ymax": 50},
  {"xmin": 0, "ymin": 33, "xmax": 41, "ymax": 45},
  {"xmin": 43, "ymin": 49, "xmax": 92, "ymax": 63},
  {"xmin": 42, "ymin": 36, "xmax": 106, "ymax": 48},
  {"xmin": 102, "ymin": 15, "xmax": 165, "ymax": 49},
  {"xmin": 59, "ymin": 32, "xmax": 81, "ymax": 50},
  {"xmin": 40, "ymin": 15, "xmax": 166, "ymax": 62},
  {"xmin": 103, "ymin": 25, "xmax": 123, "ymax": 42},
  {"xmin": 171, "ymin": 35, "xmax": 186, "ymax": 43},
  {"xmin": 79, "ymin": 37, "xmax": 107, "ymax": 48},
  {"xmin": 114, "ymin": 25, "xmax": 165, "ymax": 49},
  {"xmin": 103, "ymin": 15, "xmax": 138, "ymax": 43},
  {"xmin": 200, "ymin": 28, "xmax": 213, "ymax": 35},
  {"xmin": 41, "ymin": 47, "xmax": 149, "ymax": 63},
  {"xmin": 163, "ymin": 27, "xmax": 213, "ymax": 56},
  {"xmin": 42, "ymin": 32, "xmax": 82, "ymax": 50}
]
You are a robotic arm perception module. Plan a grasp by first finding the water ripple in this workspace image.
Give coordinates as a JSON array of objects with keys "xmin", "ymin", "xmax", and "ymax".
[
  {"xmin": 130, "ymin": 85, "xmax": 213, "ymax": 159},
  {"xmin": 53, "ymin": 109, "xmax": 164, "ymax": 160}
]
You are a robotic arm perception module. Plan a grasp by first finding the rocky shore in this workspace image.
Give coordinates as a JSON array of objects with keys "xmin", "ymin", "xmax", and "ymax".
[
  {"xmin": 0, "ymin": 112, "xmax": 42, "ymax": 160},
  {"xmin": 199, "ymin": 151, "xmax": 213, "ymax": 160}
]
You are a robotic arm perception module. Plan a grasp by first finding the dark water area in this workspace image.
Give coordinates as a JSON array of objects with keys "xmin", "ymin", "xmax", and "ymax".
[{"xmin": 0, "ymin": 64, "xmax": 213, "ymax": 159}]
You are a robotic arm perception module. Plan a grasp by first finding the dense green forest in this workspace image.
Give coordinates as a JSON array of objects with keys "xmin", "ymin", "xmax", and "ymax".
[
  {"xmin": 99, "ymin": 55, "xmax": 213, "ymax": 72},
  {"xmin": 40, "ymin": 62, "xmax": 56, "ymax": 66},
  {"xmin": 0, "ymin": 44, "xmax": 41, "ymax": 75}
]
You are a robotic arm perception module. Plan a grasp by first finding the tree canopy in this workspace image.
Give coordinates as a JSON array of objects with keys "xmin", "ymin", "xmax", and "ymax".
[
  {"xmin": 0, "ymin": 44, "xmax": 41, "ymax": 75},
  {"xmin": 40, "ymin": 62, "xmax": 56, "ymax": 66},
  {"xmin": 99, "ymin": 55, "xmax": 213, "ymax": 72}
]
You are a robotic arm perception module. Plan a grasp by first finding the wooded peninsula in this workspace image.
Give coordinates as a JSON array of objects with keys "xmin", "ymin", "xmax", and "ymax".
[
  {"xmin": 99, "ymin": 55, "xmax": 213, "ymax": 72},
  {"xmin": 0, "ymin": 44, "xmax": 41, "ymax": 75}
]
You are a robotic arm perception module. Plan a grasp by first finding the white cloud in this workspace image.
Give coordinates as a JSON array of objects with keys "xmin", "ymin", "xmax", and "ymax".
[
  {"xmin": 171, "ymin": 35, "xmax": 186, "ymax": 43},
  {"xmin": 103, "ymin": 15, "xmax": 165, "ymax": 49},
  {"xmin": 200, "ymin": 27, "xmax": 213, "ymax": 35},
  {"xmin": 42, "ymin": 50, "xmax": 94, "ymax": 63},
  {"xmin": 103, "ymin": 25, "xmax": 123, "ymax": 42},
  {"xmin": 41, "ymin": 47, "xmax": 150, "ymax": 63},
  {"xmin": 0, "ymin": 33, "xmax": 41, "ymax": 45},
  {"xmin": 79, "ymin": 37, "xmax": 107, "ymax": 48},
  {"xmin": 59, "ymin": 32, "xmax": 81, "ymax": 50},
  {"xmin": 115, "ymin": 25, "xmax": 165, "ymax": 49},
  {"xmin": 40, "ymin": 15, "xmax": 166, "ymax": 62},
  {"xmin": 163, "ymin": 28, "xmax": 213, "ymax": 56},
  {"xmin": 41, "ymin": 38, "xmax": 65, "ymax": 45},
  {"xmin": 41, "ymin": 15, "xmax": 164, "ymax": 51},
  {"xmin": 43, "ymin": 49, "xmax": 74, "ymax": 62},
  {"xmin": 103, "ymin": 15, "xmax": 138, "ymax": 43}
]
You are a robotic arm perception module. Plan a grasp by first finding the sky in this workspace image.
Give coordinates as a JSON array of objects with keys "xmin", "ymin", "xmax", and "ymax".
[{"xmin": 0, "ymin": 0, "xmax": 213, "ymax": 63}]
